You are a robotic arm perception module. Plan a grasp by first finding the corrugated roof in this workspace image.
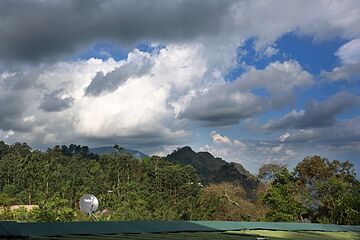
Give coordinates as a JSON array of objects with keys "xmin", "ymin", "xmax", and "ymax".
[
  {"xmin": 1, "ymin": 221, "xmax": 360, "ymax": 239},
  {"xmin": 29, "ymin": 232, "xmax": 258, "ymax": 240}
]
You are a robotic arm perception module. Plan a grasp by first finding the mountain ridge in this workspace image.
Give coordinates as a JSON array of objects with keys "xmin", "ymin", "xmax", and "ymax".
[
  {"xmin": 90, "ymin": 146, "xmax": 148, "ymax": 159},
  {"xmin": 166, "ymin": 146, "xmax": 259, "ymax": 199}
]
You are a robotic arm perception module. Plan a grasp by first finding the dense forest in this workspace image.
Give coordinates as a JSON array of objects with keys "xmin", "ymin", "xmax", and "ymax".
[{"xmin": 0, "ymin": 141, "xmax": 359, "ymax": 225}]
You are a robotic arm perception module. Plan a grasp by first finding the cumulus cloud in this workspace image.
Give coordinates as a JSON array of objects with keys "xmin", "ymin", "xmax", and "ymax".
[
  {"xmin": 263, "ymin": 92, "xmax": 360, "ymax": 130},
  {"xmin": 211, "ymin": 131, "xmax": 232, "ymax": 145},
  {"xmin": 336, "ymin": 38, "xmax": 360, "ymax": 64},
  {"xmin": 322, "ymin": 38, "xmax": 360, "ymax": 81},
  {"xmin": 1, "ymin": 0, "xmax": 359, "ymax": 166},
  {"xmin": 230, "ymin": 0, "xmax": 360, "ymax": 49},
  {"xmin": 179, "ymin": 61, "xmax": 313, "ymax": 126},
  {"xmin": 71, "ymin": 44, "xmax": 206, "ymax": 148},
  {"xmin": 287, "ymin": 117, "xmax": 360, "ymax": 144},
  {"xmin": 0, "ymin": 44, "xmax": 207, "ymax": 151},
  {"xmin": 179, "ymin": 91, "xmax": 264, "ymax": 126},
  {"xmin": 85, "ymin": 50, "xmax": 154, "ymax": 96},
  {"xmin": 322, "ymin": 63, "xmax": 360, "ymax": 81},
  {"xmin": 234, "ymin": 61, "xmax": 313, "ymax": 93}
]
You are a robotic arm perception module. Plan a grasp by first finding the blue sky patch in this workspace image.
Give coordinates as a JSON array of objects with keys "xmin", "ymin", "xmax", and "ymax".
[
  {"xmin": 276, "ymin": 32, "xmax": 346, "ymax": 74},
  {"xmin": 73, "ymin": 42, "xmax": 166, "ymax": 62}
]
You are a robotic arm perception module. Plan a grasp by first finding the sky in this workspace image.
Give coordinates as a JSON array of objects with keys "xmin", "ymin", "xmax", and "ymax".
[{"xmin": 0, "ymin": 0, "xmax": 360, "ymax": 174}]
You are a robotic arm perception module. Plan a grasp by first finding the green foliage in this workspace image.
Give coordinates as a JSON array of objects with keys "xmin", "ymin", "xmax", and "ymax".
[
  {"xmin": 293, "ymin": 156, "xmax": 359, "ymax": 224},
  {"xmin": 1, "ymin": 141, "xmax": 359, "ymax": 225},
  {"xmin": 12, "ymin": 207, "xmax": 34, "ymax": 222},
  {"xmin": 261, "ymin": 156, "xmax": 360, "ymax": 225},
  {"xmin": 0, "ymin": 207, "xmax": 13, "ymax": 220},
  {"xmin": 0, "ymin": 143, "xmax": 206, "ymax": 222},
  {"xmin": 195, "ymin": 182, "xmax": 266, "ymax": 221},
  {"xmin": 167, "ymin": 146, "xmax": 259, "ymax": 199},
  {"xmin": 0, "ymin": 193, "xmax": 15, "ymax": 206},
  {"xmin": 315, "ymin": 178, "xmax": 360, "ymax": 225},
  {"xmin": 258, "ymin": 163, "xmax": 287, "ymax": 181},
  {"xmin": 31, "ymin": 195, "xmax": 75, "ymax": 222},
  {"xmin": 261, "ymin": 169, "xmax": 307, "ymax": 222}
]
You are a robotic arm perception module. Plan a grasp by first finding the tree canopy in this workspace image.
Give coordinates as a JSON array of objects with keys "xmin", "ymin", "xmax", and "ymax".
[{"xmin": 0, "ymin": 141, "xmax": 359, "ymax": 225}]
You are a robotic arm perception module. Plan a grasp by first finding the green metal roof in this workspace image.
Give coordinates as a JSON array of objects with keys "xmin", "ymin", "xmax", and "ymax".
[
  {"xmin": 29, "ymin": 232, "xmax": 262, "ymax": 240},
  {"xmin": 1, "ymin": 221, "xmax": 360, "ymax": 239}
]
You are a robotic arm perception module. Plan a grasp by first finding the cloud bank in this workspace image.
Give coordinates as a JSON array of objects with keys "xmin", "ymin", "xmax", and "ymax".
[{"xmin": 0, "ymin": 0, "xmax": 359, "ymax": 172}]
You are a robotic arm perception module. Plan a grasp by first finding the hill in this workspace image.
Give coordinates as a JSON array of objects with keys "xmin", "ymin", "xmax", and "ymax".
[
  {"xmin": 166, "ymin": 146, "xmax": 259, "ymax": 199},
  {"xmin": 90, "ymin": 146, "xmax": 148, "ymax": 159}
]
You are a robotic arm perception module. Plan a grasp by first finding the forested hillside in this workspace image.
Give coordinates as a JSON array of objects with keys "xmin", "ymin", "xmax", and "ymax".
[
  {"xmin": 0, "ymin": 141, "xmax": 359, "ymax": 225},
  {"xmin": 90, "ymin": 145, "xmax": 148, "ymax": 159},
  {"xmin": 167, "ymin": 147, "xmax": 259, "ymax": 199}
]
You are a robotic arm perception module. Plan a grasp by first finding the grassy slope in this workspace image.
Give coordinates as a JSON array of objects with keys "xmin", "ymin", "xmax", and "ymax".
[{"xmin": 225, "ymin": 230, "xmax": 360, "ymax": 240}]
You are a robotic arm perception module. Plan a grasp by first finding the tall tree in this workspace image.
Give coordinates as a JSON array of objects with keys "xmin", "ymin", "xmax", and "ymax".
[
  {"xmin": 261, "ymin": 168, "xmax": 308, "ymax": 222},
  {"xmin": 294, "ymin": 156, "xmax": 359, "ymax": 224}
]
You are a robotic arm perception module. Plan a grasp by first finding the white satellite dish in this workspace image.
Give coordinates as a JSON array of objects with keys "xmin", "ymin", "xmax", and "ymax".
[{"xmin": 80, "ymin": 194, "xmax": 99, "ymax": 215}]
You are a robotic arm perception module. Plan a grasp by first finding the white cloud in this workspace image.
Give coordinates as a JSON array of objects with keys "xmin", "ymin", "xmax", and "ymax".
[
  {"xmin": 323, "ymin": 39, "xmax": 360, "ymax": 82},
  {"xmin": 234, "ymin": 139, "xmax": 247, "ymax": 149},
  {"xmin": 23, "ymin": 116, "xmax": 35, "ymax": 122},
  {"xmin": 179, "ymin": 60, "xmax": 313, "ymax": 126},
  {"xmin": 211, "ymin": 131, "xmax": 232, "ymax": 145},
  {"xmin": 235, "ymin": 61, "xmax": 313, "ymax": 94},
  {"xmin": 230, "ymin": 0, "xmax": 360, "ymax": 50},
  {"xmin": 336, "ymin": 38, "xmax": 360, "ymax": 64},
  {"xmin": 1, "ymin": 0, "xmax": 360, "ymax": 165},
  {"xmin": 263, "ymin": 46, "xmax": 279, "ymax": 57},
  {"xmin": 279, "ymin": 133, "xmax": 290, "ymax": 142},
  {"xmin": 5, "ymin": 130, "xmax": 14, "ymax": 139},
  {"xmin": 0, "ymin": 44, "xmax": 208, "ymax": 152},
  {"xmin": 322, "ymin": 63, "xmax": 360, "ymax": 82}
]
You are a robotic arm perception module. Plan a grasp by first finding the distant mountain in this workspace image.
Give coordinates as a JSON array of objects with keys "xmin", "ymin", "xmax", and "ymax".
[
  {"xmin": 166, "ymin": 146, "xmax": 259, "ymax": 199},
  {"xmin": 90, "ymin": 146, "xmax": 148, "ymax": 159}
]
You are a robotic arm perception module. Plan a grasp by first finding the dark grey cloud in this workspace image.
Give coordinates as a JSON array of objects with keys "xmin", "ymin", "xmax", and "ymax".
[
  {"xmin": 39, "ymin": 89, "xmax": 74, "ymax": 112},
  {"xmin": 0, "ymin": 0, "xmax": 233, "ymax": 62},
  {"xmin": 287, "ymin": 117, "xmax": 360, "ymax": 144},
  {"xmin": 82, "ymin": 131, "xmax": 187, "ymax": 149},
  {"xmin": 263, "ymin": 92, "xmax": 360, "ymax": 130},
  {"xmin": 179, "ymin": 61, "xmax": 312, "ymax": 126},
  {"xmin": 0, "ymin": 92, "xmax": 34, "ymax": 132},
  {"xmin": 85, "ymin": 52, "xmax": 153, "ymax": 96},
  {"xmin": 1, "ymin": 71, "xmax": 42, "ymax": 91},
  {"xmin": 0, "ymin": 71, "xmax": 41, "ymax": 131},
  {"xmin": 179, "ymin": 87, "xmax": 265, "ymax": 126}
]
